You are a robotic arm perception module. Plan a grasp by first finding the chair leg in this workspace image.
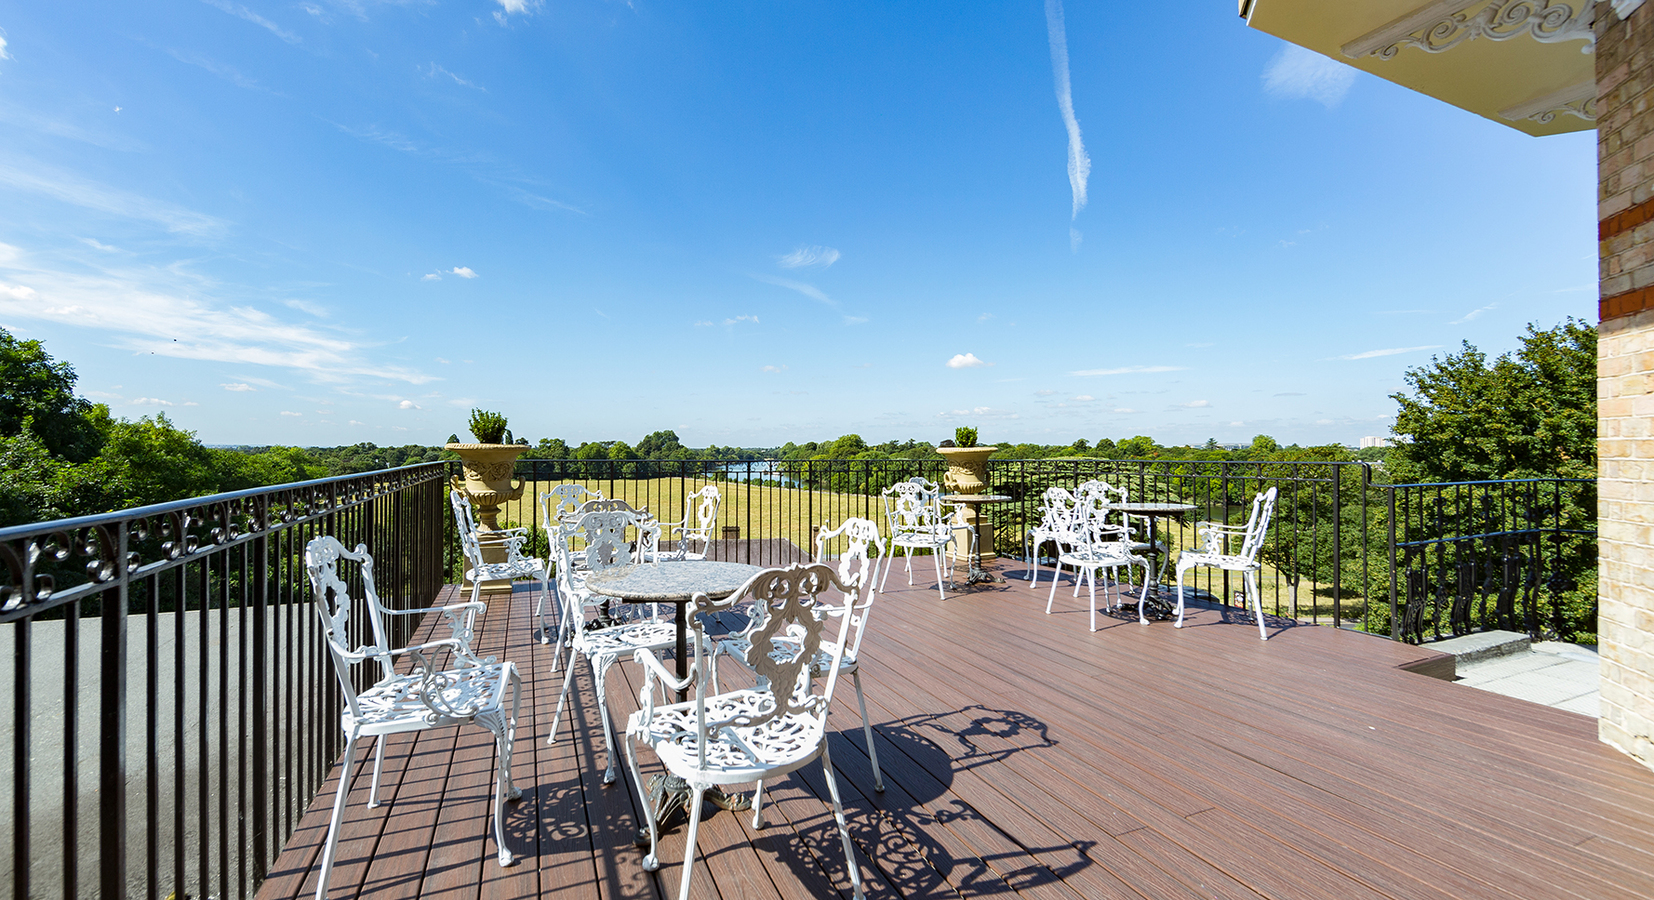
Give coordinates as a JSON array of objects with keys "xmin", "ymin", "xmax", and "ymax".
[
  {"xmin": 315, "ymin": 733, "xmax": 362, "ymax": 900},
  {"xmin": 820, "ymin": 741, "xmax": 866, "ymax": 900},
  {"xmin": 1045, "ymin": 560, "xmax": 1061, "ymax": 612},
  {"xmin": 625, "ymin": 739, "xmax": 661, "ymax": 873},
  {"xmin": 852, "ymin": 670, "xmax": 884, "ymax": 792},
  {"xmin": 594, "ymin": 656, "xmax": 620, "ymax": 784},
  {"xmin": 1174, "ymin": 565, "xmax": 1189, "ymax": 628},
  {"xmin": 1086, "ymin": 567, "xmax": 1097, "ymax": 632},
  {"xmin": 366, "ymin": 736, "xmax": 386, "ymax": 808},
  {"xmin": 1247, "ymin": 569, "xmax": 1268, "ymax": 641},
  {"xmin": 752, "ymin": 779, "xmax": 767, "ymax": 829},
  {"xmin": 676, "ymin": 786, "xmax": 708, "ymax": 900},
  {"xmin": 547, "ymin": 645, "xmax": 582, "ymax": 745},
  {"xmin": 932, "ymin": 548, "xmax": 946, "ymax": 601}
]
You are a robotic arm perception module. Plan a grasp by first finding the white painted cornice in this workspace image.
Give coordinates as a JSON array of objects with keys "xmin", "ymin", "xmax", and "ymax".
[
  {"xmin": 1342, "ymin": 0, "xmax": 1595, "ymax": 61},
  {"xmin": 1499, "ymin": 78, "xmax": 1598, "ymax": 123}
]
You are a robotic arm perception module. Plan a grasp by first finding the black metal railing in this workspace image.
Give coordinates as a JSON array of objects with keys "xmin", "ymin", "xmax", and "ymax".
[
  {"xmin": 478, "ymin": 458, "xmax": 1596, "ymax": 643},
  {"xmin": 1385, "ymin": 478, "xmax": 1596, "ymax": 643},
  {"xmin": 0, "ymin": 463, "xmax": 447, "ymax": 900}
]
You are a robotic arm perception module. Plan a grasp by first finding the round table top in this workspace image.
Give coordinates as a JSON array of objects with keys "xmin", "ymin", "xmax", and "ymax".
[
  {"xmin": 940, "ymin": 493, "xmax": 1013, "ymax": 503},
  {"xmin": 1107, "ymin": 501, "xmax": 1197, "ymax": 515},
  {"xmin": 583, "ymin": 559, "xmax": 762, "ymax": 602}
]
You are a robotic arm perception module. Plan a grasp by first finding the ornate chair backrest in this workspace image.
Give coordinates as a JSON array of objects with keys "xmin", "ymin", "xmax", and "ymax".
[
  {"xmin": 1037, "ymin": 486, "xmax": 1075, "ymax": 529},
  {"xmin": 1237, "ymin": 487, "xmax": 1279, "ymax": 563},
  {"xmin": 573, "ymin": 508, "xmax": 640, "ymax": 575},
  {"xmin": 882, "ymin": 476, "xmax": 945, "ymax": 535},
  {"xmin": 677, "ymin": 485, "xmax": 722, "ymax": 547},
  {"xmin": 687, "ymin": 563, "xmax": 855, "ymax": 771},
  {"xmin": 813, "ymin": 517, "xmax": 885, "ymax": 661},
  {"xmin": 541, "ymin": 483, "xmax": 603, "ymax": 528},
  {"xmin": 1071, "ymin": 481, "xmax": 1122, "ymax": 545},
  {"xmin": 448, "ymin": 489, "xmax": 485, "ymax": 568},
  {"xmin": 304, "ymin": 536, "xmax": 395, "ymax": 712}
]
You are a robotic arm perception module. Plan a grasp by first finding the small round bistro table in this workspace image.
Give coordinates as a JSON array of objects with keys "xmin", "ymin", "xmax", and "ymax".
[
  {"xmin": 583, "ymin": 559, "xmax": 761, "ymax": 696},
  {"xmin": 582, "ymin": 559, "xmax": 764, "ymax": 840},
  {"xmin": 1104, "ymin": 501, "xmax": 1196, "ymax": 615}
]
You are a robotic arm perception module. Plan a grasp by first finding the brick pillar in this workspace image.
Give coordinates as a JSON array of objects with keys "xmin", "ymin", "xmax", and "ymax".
[{"xmin": 1598, "ymin": 0, "xmax": 1654, "ymax": 771}]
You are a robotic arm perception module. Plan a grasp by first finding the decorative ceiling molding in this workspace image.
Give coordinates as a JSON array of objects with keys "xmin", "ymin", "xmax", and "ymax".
[
  {"xmin": 1342, "ymin": 0, "xmax": 1595, "ymax": 61},
  {"xmin": 1499, "ymin": 78, "xmax": 1598, "ymax": 123}
]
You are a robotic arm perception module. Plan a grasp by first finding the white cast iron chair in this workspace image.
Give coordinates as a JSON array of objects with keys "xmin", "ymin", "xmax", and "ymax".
[
  {"xmin": 304, "ymin": 536, "xmax": 522, "ymax": 900},
  {"xmin": 625, "ymin": 563, "xmax": 868, "ymax": 900},
  {"xmin": 1025, "ymin": 486, "xmax": 1076, "ymax": 586},
  {"xmin": 716, "ymin": 516, "xmax": 888, "ymax": 797},
  {"xmin": 543, "ymin": 483, "xmax": 605, "ymax": 525},
  {"xmin": 545, "ymin": 508, "xmax": 678, "ymax": 784},
  {"xmin": 450, "ymin": 489, "xmax": 553, "ymax": 642},
  {"xmin": 1082, "ymin": 480, "xmax": 1170, "ymax": 584},
  {"xmin": 1175, "ymin": 486, "xmax": 1279, "ymax": 640},
  {"xmin": 880, "ymin": 476, "xmax": 960, "ymax": 600},
  {"xmin": 1046, "ymin": 486, "xmax": 1149, "ymax": 631},
  {"xmin": 664, "ymin": 484, "xmax": 721, "ymax": 560}
]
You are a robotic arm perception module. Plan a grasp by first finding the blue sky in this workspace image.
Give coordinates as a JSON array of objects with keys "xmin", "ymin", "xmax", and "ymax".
[{"xmin": 0, "ymin": 2, "xmax": 1596, "ymax": 449}]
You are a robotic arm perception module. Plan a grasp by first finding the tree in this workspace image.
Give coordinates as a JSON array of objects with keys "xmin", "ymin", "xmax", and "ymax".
[
  {"xmin": 0, "ymin": 328, "xmax": 106, "ymax": 462},
  {"xmin": 1389, "ymin": 319, "xmax": 1595, "ymax": 483}
]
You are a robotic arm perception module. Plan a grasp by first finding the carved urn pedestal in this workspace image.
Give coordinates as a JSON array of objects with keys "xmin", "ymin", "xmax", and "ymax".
[
  {"xmin": 937, "ymin": 446, "xmax": 998, "ymax": 563},
  {"xmin": 446, "ymin": 442, "xmax": 528, "ymax": 600}
]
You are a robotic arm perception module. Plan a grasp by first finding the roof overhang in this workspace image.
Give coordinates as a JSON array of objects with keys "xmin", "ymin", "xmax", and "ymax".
[{"xmin": 1239, "ymin": 0, "xmax": 1611, "ymax": 136}]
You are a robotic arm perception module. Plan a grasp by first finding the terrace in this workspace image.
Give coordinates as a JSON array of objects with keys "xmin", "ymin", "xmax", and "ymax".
[{"xmin": 0, "ymin": 458, "xmax": 1629, "ymax": 900}]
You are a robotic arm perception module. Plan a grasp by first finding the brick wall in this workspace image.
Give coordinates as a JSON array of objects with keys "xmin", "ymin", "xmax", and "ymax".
[{"xmin": 1599, "ymin": 0, "xmax": 1654, "ymax": 771}]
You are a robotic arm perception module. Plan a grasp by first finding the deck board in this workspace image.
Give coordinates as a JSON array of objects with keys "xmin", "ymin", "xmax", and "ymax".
[{"xmin": 260, "ymin": 561, "xmax": 1654, "ymax": 900}]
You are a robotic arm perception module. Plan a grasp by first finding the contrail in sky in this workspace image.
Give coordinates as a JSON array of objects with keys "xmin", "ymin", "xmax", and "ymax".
[{"xmin": 1045, "ymin": 0, "xmax": 1089, "ymax": 250}]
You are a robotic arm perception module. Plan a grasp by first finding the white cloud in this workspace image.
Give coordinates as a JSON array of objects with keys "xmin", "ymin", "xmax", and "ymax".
[
  {"xmin": 777, "ymin": 245, "xmax": 840, "ymax": 269},
  {"xmin": 1450, "ymin": 302, "xmax": 1497, "ymax": 324},
  {"xmin": 0, "ymin": 34, "xmax": 10, "ymax": 61},
  {"xmin": 0, "ymin": 161, "xmax": 225, "ymax": 237},
  {"xmin": 1035, "ymin": 389, "xmax": 1056, "ymax": 397},
  {"xmin": 1182, "ymin": 400, "xmax": 1210, "ymax": 408},
  {"xmin": 0, "ymin": 246, "xmax": 436, "ymax": 383},
  {"xmin": 422, "ymin": 272, "xmax": 441, "ymax": 281},
  {"xmin": 166, "ymin": 49, "xmax": 276, "ymax": 94},
  {"xmin": 348, "ymin": 419, "xmax": 365, "ymax": 425},
  {"xmin": 79, "ymin": 237, "xmax": 124, "ymax": 253},
  {"xmin": 201, "ymin": 0, "xmax": 301, "ymax": 44},
  {"xmin": 422, "ymin": 63, "xmax": 484, "ymax": 91},
  {"xmin": 939, "ymin": 406, "xmax": 1020, "ymax": 419},
  {"xmin": 947, "ymin": 353, "xmax": 989, "ymax": 369},
  {"xmin": 1045, "ymin": 0, "xmax": 1090, "ymax": 225},
  {"xmin": 1228, "ymin": 421, "xmax": 1244, "ymax": 427},
  {"xmin": 1072, "ymin": 395, "xmax": 1094, "ymax": 401},
  {"xmin": 1070, "ymin": 365, "xmax": 1185, "ymax": 376},
  {"xmin": 1113, "ymin": 407, "xmax": 1138, "ymax": 414},
  {"xmin": 750, "ymin": 273, "xmax": 834, "ymax": 306},
  {"xmin": 133, "ymin": 397, "xmax": 173, "ymax": 406},
  {"xmin": 693, "ymin": 320, "xmax": 713, "ymax": 327},
  {"xmin": 496, "ymin": 0, "xmax": 537, "ymax": 13},
  {"xmin": 398, "ymin": 399, "xmax": 420, "ymax": 409},
  {"xmin": 843, "ymin": 315, "xmax": 868, "ymax": 326},
  {"xmin": 221, "ymin": 383, "xmax": 255, "ymax": 392},
  {"xmin": 762, "ymin": 365, "xmax": 787, "ymax": 373},
  {"xmin": 450, "ymin": 266, "xmax": 477, "ymax": 279},
  {"xmin": 978, "ymin": 312, "xmax": 994, "ymax": 323},
  {"xmin": 1262, "ymin": 45, "xmax": 1356, "ymax": 108},
  {"xmin": 280, "ymin": 410, "xmax": 302, "ymax": 416},
  {"xmin": 724, "ymin": 314, "xmax": 759, "ymax": 325},
  {"xmin": 1337, "ymin": 345, "xmax": 1441, "ymax": 360},
  {"xmin": 283, "ymin": 298, "xmax": 328, "ymax": 317},
  {"xmin": 0, "ymin": 282, "xmax": 37, "ymax": 301}
]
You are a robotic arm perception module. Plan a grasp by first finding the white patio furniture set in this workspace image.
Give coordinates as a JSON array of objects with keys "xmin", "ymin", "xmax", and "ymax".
[
  {"xmin": 1029, "ymin": 481, "xmax": 1278, "ymax": 639},
  {"xmin": 301, "ymin": 481, "xmax": 883, "ymax": 900}
]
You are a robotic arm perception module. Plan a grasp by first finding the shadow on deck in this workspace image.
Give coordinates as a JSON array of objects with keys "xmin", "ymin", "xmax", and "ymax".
[{"xmin": 259, "ymin": 560, "xmax": 1654, "ymax": 900}]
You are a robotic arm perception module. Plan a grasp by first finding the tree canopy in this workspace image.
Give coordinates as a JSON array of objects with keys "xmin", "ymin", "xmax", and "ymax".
[{"xmin": 1388, "ymin": 319, "xmax": 1595, "ymax": 484}]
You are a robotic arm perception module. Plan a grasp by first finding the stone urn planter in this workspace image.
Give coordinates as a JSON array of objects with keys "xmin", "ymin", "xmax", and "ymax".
[
  {"xmin": 937, "ymin": 446, "xmax": 998, "ymax": 562},
  {"xmin": 446, "ymin": 442, "xmax": 529, "ymax": 598}
]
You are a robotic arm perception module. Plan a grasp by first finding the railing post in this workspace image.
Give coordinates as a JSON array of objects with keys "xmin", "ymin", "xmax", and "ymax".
[
  {"xmin": 1388, "ymin": 487, "xmax": 1399, "ymax": 640},
  {"xmin": 1331, "ymin": 465, "xmax": 1342, "ymax": 626},
  {"xmin": 101, "ymin": 523, "xmax": 130, "ymax": 899},
  {"xmin": 252, "ymin": 516, "xmax": 270, "ymax": 884}
]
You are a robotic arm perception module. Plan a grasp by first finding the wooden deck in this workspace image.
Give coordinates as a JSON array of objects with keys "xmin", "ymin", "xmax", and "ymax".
[{"xmin": 259, "ymin": 561, "xmax": 1654, "ymax": 900}]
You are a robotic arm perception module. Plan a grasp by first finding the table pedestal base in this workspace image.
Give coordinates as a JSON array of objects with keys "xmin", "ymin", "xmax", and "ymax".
[{"xmin": 634, "ymin": 775, "xmax": 751, "ymax": 846}]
